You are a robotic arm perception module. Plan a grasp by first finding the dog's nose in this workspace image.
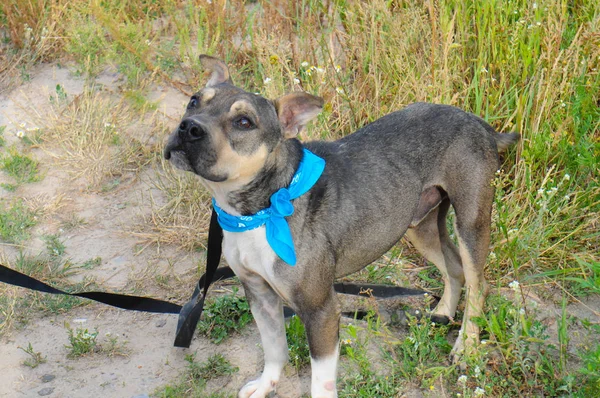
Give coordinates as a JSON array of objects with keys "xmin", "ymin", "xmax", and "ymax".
[{"xmin": 179, "ymin": 118, "xmax": 206, "ymax": 140}]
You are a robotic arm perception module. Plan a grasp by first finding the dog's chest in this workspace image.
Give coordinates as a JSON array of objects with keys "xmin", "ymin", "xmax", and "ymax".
[{"xmin": 222, "ymin": 227, "xmax": 277, "ymax": 281}]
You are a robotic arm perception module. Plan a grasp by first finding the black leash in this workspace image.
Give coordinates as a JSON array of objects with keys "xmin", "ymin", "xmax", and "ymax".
[
  {"xmin": 0, "ymin": 208, "xmax": 435, "ymax": 348},
  {"xmin": 174, "ymin": 208, "xmax": 224, "ymax": 347}
]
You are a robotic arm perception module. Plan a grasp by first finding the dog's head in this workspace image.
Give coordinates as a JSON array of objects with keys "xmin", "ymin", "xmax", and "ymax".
[{"xmin": 164, "ymin": 55, "xmax": 324, "ymax": 186}]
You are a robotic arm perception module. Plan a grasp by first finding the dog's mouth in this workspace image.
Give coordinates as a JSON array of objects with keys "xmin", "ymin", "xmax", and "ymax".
[{"xmin": 163, "ymin": 139, "xmax": 182, "ymax": 160}]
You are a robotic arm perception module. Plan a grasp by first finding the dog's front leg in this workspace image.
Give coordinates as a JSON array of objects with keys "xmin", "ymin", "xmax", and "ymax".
[
  {"xmin": 297, "ymin": 288, "xmax": 341, "ymax": 398},
  {"xmin": 238, "ymin": 277, "xmax": 288, "ymax": 398}
]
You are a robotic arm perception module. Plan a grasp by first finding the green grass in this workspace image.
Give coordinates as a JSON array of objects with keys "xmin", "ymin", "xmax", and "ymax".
[
  {"xmin": 154, "ymin": 353, "xmax": 238, "ymax": 398},
  {"xmin": 196, "ymin": 288, "xmax": 252, "ymax": 344},
  {"xmin": 286, "ymin": 315, "xmax": 311, "ymax": 371},
  {"xmin": 0, "ymin": 199, "xmax": 38, "ymax": 243},
  {"xmin": 0, "ymin": 147, "xmax": 41, "ymax": 185}
]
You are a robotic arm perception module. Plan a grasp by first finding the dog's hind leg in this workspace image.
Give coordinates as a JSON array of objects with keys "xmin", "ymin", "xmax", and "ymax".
[
  {"xmin": 406, "ymin": 197, "xmax": 465, "ymax": 321},
  {"xmin": 296, "ymin": 287, "xmax": 341, "ymax": 398},
  {"xmin": 449, "ymin": 186, "xmax": 493, "ymax": 362},
  {"xmin": 238, "ymin": 276, "xmax": 288, "ymax": 398}
]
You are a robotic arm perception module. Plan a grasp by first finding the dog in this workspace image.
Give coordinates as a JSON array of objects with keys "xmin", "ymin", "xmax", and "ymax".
[{"xmin": 164, "ymin": 55, "xmax": 519, "ymax": 398}]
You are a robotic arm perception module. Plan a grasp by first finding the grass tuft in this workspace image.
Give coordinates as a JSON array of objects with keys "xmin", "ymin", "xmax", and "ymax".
[{"xmin": 197, "ymin": 288, "xmax": 252, "ymax": 344}]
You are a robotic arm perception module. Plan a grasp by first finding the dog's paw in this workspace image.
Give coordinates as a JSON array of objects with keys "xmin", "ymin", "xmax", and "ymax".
[
  {"xmin": 238, "ymin": 377, "xmax": 277, "ymax": 398},
  {"xmin": 450, "ymin": 333, "xmax": 478, "ymax": 371}
]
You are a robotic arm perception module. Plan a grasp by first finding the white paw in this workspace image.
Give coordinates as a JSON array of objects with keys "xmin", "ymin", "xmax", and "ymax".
[{"xmin": 238, "ymin": 377, "xmax": 277, "ymax": 398}]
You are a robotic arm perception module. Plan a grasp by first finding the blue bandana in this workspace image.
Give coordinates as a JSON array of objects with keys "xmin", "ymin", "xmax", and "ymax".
[{"xmin": 212, "ymin": 148, "xmax": 326, "ymax": 266}]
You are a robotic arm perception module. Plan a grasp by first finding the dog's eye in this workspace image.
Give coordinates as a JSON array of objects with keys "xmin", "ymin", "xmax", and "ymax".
[
  {"xmin": 187, "ymin": 95, "xmax": 199, "ymax": 109},
  {"xmin": 234, "ymin": 116, "xmax": 255, "ymax": 130}
]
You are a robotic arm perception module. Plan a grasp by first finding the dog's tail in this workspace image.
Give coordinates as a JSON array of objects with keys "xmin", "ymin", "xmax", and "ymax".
[{"xmin": 495, "ymin": 132, "xmax": 520, "ymax": 153}]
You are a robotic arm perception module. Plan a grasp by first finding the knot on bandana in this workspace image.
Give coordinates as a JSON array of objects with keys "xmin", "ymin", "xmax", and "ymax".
[
  {"xmin": 270, "ymin": 189, "xmax": 294, "ymax": 217},
  {"xmin": 212, "ymin": 148, "xmax": 325, "ymax": 266}
]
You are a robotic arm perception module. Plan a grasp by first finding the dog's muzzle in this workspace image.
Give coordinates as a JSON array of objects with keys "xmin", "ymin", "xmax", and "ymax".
[{"xmin": 164, "ymin": 117, "xmax": 207, "ymax": 160}]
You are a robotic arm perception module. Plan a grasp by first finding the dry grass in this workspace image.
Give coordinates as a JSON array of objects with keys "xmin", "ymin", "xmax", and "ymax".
[{"xmin": 33, "ymin": 88, "xmax": 159, "ymax": 188}]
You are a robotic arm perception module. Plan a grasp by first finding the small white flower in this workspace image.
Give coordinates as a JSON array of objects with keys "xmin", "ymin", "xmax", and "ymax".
[
  {"xmin": 263, "ymin": 77, "xmax": 272, "ymax": 84},
  {"xmin": 458, "ymin": 375, "xmax": 468, "ymax": 384},
  {"xmin": 301, "ymin": 61, "xmax": 309, "ymax": 68},
  {"xmin": 537, "ymin": 188, "xmax": 545, "ymax": 195},
  {"xmin": 293, "ymin": 78, "xmax": 300, "ymax": 84},
  {"xmin": 509, "ymin": 280, "xmax": 520, "ymax": 291},
  {"xmin": 563, "ymin": 174, "xmax": 570, "ymax": 181},
  {"xmin": 474, "ymin": 366, "xmax": 481, "ymax": 378},
  {"xmin": 474, "ymin": 387, "xmax": 485, "ymax": 396},
  {"xmin": 536, "ymin": 22, "xmax": 541, "ymax": 27},
  {"xmin": 336, "ymin": 87, "xmax": 345, "ymax": 95},
  {"xmin": 334, "ymin": 64, "xmax": 341, "ymax": 72},
  {"xmin": 481, "ymin": 67, "xmax": 488, "ymax": 73},
  {"xmin": 481, "ymin": 340, "xmax": 487, "ymax": 345},
  {"xmin": 532, "ymin": 2, "xmax": 537, "ymax": 9},
  {"xmin": 489, "ymin": 252, "xmax": 497, "ymax": 260},
  {"xmin": 564, "ymin": 195, "xmax": 570, "ymax": 201},
  {"xmin": 519, "ymin": 308, "xmax": 526, "ymax": 315},
  {"xmin": 16, "ymin": 130, "xmax": 25, "ymax": 138},
  {"xmin": 316, "ymin": 67, "xmax": 325, "ymax": 74}
]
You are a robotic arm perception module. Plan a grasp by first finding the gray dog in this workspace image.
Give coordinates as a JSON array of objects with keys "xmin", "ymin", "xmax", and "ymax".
[{"xmin": 164, "ymin": 55, "xmax": 519, "ymax": 397}]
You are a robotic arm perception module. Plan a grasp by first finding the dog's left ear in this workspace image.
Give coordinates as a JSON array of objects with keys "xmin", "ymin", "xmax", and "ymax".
[
  {"xmin": 274, "ymin": 92, "xmax": 324, "ymax": 138},
  {"xmin": 199, "ymin": 54, "xmax": 232, "ymax": 87}
]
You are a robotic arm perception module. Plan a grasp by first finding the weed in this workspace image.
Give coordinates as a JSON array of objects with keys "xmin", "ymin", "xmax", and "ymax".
[
  {"xmin": 186, "ymin": 353, "xmax": 238, "ymax": 381},
  {"xmin": 18, "ymin": 342, "xmax": 46, "ymax": 368},
  {"xmin": 0, "ymin": 147, "xmax": 41, "ymax": 184},
  {"xmin": 1, "ymin": 183, "xmax": 17, "ymax": 192},
  {"xmin": 286, "ymin": 315, "xmax": 310, "ymax": 371},
  {"xmin": 0, "ymin": 199, "xmax": 38, "ymax": 243},
  {"xmin": 101, "ymin": 332, "xmax": 130, "ymax": 358},
  {"xmin": 0, "ymin": 126, "xmax": 5, "ymax": 146},
  {"xmin": 579, "ymin": 342, "xmax": 600, "ymax": 396},
  {"xmin": 154, "ymin": 353, "xmax": 238, "ymax": 398},
  {"xmin": 80, "ymin": 257, "xmax": 102, "ymax": 269},
  {"xmin": 339, "ymin": 321, "xmax": 404, "ymax": 397},
  {"xmin": 43, "ymin": 234, "xmax": 66, "ymax": 257},
  {"xmin": 197, "ymin": 288, "xmax": 252, "ymax": 344},
  {"xmin": 49, "ymin": 83, "xmax": 68, "ymax": 103},
  {"xmin": 393, "ymin": 315, "xmax": 452, "ymax": 386},
  {"xmin": 60, "ymin": 214, "xmax": 87, "ymax": 231},
  {"xmin": 65, "ymin": 323, "xmax": 98, "ymax": 358}
]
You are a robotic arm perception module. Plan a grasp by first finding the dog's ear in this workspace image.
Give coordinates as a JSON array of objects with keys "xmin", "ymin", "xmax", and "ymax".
[
  {"xmin": 199, "ymin": 55, "xmax": 232, "ymax": 87},
  {"xmin": 274, "ymin": 92, "xmax": 324, "ymax": 138}
]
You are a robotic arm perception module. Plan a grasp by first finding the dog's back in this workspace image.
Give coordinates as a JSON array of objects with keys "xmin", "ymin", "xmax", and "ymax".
[{"xmin": 297, "ymin": 103, "xmax": 519, "ymax": 278}]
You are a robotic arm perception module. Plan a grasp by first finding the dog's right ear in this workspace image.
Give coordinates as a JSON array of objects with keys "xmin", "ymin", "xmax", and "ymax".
[
  {"xmin": 274, "ymin": 92, "xmax": 324, "ymax": 138},
  {"xmin": 199, "ymin": 55, "xmax": 232, "ymax": 87}
]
